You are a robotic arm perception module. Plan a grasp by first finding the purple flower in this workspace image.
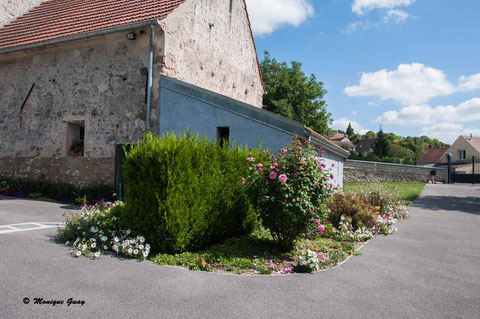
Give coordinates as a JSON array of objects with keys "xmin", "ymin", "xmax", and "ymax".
[
  {"xmin": 278, "ymin": 174, "xmax": 288, "ymax": 183},
  {"xmin": 269, "ymin": 171, "xmax": 278, "ymax": 180}
]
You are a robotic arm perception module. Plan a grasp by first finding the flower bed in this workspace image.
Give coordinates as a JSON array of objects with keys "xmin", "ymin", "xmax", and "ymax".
[
  {"xmin": 58, "ymin": 135, "xmax": 411, "ymax": 274},
  {"xmin": 59, "ymin": 201, "xmax": 150, "ymax": 260}
]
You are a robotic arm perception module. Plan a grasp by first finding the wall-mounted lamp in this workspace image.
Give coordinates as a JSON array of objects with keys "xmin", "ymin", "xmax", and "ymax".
[{"xmin": 126, "ymin": 32, "xmax": 136, "ymax": 40}]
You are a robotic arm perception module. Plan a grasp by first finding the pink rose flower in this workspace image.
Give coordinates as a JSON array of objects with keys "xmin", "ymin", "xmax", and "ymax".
[
  {"xmin": 332, "ymin": 163, "xmax": 335, "ymax": 168},
  {"xmin": 241, "ymin": 177, "xmax": 246, "ymax": 185},
  {"xmin": 257, "ymin": 163, "xmax": 263, "ymax": 171},
  {"xmin": 318, "ymin": 225, "xmax": 326, "ymax": 232},
  {"xmin": 278, "ymin": 174, "xmax": 288, "ymax": 183},
  {"xmin": 269, "ymin": 171, "xmax": 277, "ymax": 180},
  {"xmin": 246, "ymin": 157, "xmax": 253, "ymax": 162},
  {"xmin": 330, "ymin": 183, "xmax": 334, "ymax": 188},
  {"xmin": 314, "ymin": 220, "xmax": 320, "ymax": 226},
  {"xmin": 280, "ymin": 147, "xmax": 287, "ymax": 154},
  {"xmin": 320, "ymin": 167, "xmax": 324, "ymax": 172},
  {"xmin": 296, "ymin": 196, "xmax": 300, "ymax": 201},
  {"xmin": 321, "ymin": 163, "xmax": 326, "ymax": 168}
]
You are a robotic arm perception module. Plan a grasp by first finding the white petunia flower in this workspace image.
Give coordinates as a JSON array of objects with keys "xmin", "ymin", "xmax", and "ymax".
[
  {"xmin": 128, "ymin": 248, "xmax": 133, "ymax": 254},
  {"xmin": 133, "ymin": 249, "xmax": 139, "ymax": 255},
  {"xmin": 91, "ymin": 243, "xmax": 96, "ymax": 248},
  {"xmin": 76, "ymin": 251, "xmax": 82, "ymax": 257},
  {"xmin": 94, "ymin": 252, "xmax": 100, "ymax": 258}
]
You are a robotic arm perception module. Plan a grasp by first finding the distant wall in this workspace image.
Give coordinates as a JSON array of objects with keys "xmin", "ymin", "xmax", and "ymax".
[{"xmin": 344, "ymin": 160, "xmax": 447, "ymax": 183}]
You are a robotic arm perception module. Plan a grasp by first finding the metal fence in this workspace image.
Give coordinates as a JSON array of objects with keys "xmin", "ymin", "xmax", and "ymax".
[{"xmin": 450, "ymin": 156, "xmax": 480, "ymax": 184}]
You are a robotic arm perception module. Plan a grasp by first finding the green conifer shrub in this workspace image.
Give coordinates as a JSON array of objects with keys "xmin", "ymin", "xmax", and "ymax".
[{"xmin": 120, "ymin": 132, "xmax": 264, "ymax": 253}]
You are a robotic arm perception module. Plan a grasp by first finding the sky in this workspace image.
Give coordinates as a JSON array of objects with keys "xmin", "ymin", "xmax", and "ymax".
[{"xmin": 245, "ymin": 0, "xmax": 480, "ymax": 144}]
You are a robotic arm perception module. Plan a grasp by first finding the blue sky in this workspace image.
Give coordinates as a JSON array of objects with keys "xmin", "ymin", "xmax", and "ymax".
[{"xmin": 245, "ymin": 0, "xmax": 480, "ymax": 143}]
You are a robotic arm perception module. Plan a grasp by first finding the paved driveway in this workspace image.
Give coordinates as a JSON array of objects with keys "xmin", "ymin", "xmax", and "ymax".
[{"xmin": 1, "ymin": 185, "xmax": 479, "ymax": 318}]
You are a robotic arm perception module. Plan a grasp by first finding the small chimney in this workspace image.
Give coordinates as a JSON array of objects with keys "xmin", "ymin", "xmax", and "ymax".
[{"xmin": 470, "ymin": 133, "xmax": 473, "ymax": 141}]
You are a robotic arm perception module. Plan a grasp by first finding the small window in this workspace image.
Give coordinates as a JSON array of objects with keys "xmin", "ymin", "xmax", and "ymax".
[
  {"xmin": 217, "ymin": 127, "xmax": 230, "ymax": 148},
  {"xmin": 66, "ymin": 122, "xmax": 85, "ymax": 157},
  {"xmin": 459, "ymin": 150, "xmax": 466, "ymax": 160}
]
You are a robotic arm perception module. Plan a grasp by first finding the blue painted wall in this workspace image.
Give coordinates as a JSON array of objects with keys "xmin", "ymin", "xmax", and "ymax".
[{"xmin": 157, "ymin": 76, "xmax": 346, "ymax": 188}]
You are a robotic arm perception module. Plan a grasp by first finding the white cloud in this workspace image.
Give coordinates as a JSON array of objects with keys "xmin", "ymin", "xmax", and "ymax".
[
  {"xmin": 245, "ymin": 0, "xmax": 314, "ymax": 35},
  {"xmin": 344, "ymin": 63, "xmax": 456, "ymax": 105},
  {"xmin": 332, "ymin": 118, "xmax": 370, "ymax": 134},
  {"xmin": 383, "ymin": 9, "xmax": 409, "ymax": 23},
  {"xmin": 458, "ymin": 73, "xmax": 480, "ymax": 92},
  {"xmin": 420, "ymin": 123, "xmax": 480, "ymax": 144},
  {"xmin": 342, "ymin": 21, "xmax": 372, "ymax": 34},
  {"xmin": 352, "ymin": 0, "xmax": 415, "ymax": 15},
  {"xmin": 376, "ymin": 98, "xmax": 480, "ymax": 125}
]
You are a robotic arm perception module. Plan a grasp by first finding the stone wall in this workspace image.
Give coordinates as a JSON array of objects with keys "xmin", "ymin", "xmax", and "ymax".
[
  {"xmin": 0, "ymin": 32, "xmax": 151, "ymax": 185},
  {"xmin": 160, "ymin": 0, "xmax": 264, "ymax": 107},
  {"xmin": 344, "ymin": 160, "xmax": 447, "ymax": 183},
  {"xmin": 0, "ymin": 0, "xmax": 265, "ymax": 185},
  {"xmin": 0, "ymin": 0, "xmax": 44, "ymax": 27}
]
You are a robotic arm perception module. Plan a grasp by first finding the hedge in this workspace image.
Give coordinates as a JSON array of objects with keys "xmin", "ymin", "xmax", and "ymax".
[{"xmin": 120, "ymin": 132, "xmax": 266, "ymax": 253}]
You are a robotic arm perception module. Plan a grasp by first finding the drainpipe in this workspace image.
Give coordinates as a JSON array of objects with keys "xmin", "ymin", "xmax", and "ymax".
[{"xmin": 145, "ymin": 23, "xmax": 155, "ymax": 132}]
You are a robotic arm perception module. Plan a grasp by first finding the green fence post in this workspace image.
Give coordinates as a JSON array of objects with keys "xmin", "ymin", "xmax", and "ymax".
[{"xmin": 473, "ymin": 156, "xmax": 476, "ymax": 185}]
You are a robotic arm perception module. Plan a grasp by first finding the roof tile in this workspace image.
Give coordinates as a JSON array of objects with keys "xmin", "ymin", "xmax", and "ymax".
[{"xmin": 0, "ymin": 0, "xmax": 186, "ymax": 50}]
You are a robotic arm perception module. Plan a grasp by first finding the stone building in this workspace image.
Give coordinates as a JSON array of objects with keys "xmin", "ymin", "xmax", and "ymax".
[
  {"xmin": 0, "ymin": 0, "xmax": 264, "ymax": 185},
  {"xmin": 0, "ymin": 0, "xmax": 348, "ymax": 188}
]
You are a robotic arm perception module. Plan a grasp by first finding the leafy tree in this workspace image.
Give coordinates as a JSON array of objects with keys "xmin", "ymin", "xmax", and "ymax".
[
  {"xmin": 373, "ymin": 128, "xmax": 391, "ymax": 158},
  {"xmin": 260, "ymin": 51, "xmax": 332, "ymax": 136},
  {"xmin": 346, "ymin": 123, "xmax": 354, "ymax": 138},
  {"xmin": 363, "ymin": 131, "xmax": 377, "ymax": 139}
]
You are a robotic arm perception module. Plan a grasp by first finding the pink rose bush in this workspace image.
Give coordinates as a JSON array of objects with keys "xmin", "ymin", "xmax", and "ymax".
[{"xmin": 244, "ymin": 137, "xmax": 334, "ymax": 248}]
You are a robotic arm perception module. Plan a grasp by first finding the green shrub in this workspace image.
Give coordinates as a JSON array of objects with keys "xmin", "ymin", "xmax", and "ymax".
[
  {"xmin": 120, "ymin": 132, "xmax": 265, "ymax": 253},
  {"xmin": 327, "ymin": 193, "xmax": 378, "ymax": 229},
  {"xmin": 245, "ymin": 137, "xmax": 335, "ymax": 249}
]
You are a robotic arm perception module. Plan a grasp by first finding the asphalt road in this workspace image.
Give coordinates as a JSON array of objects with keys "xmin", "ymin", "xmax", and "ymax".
[{"xmin": 0, "ymin": 184, "xmax": 479, "ymax": 318}]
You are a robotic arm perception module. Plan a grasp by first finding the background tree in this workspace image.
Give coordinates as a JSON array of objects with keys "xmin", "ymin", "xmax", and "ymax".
[
  {"xmin": 260, "ymin": 51, "xmax": 332, "ymax": 136},
  {"xmin": 373, "ymin": 128, "xmax": 391, "ymax": 159},
  {"xmin": 363, "ymin": 131, "xmax": 377, "ymax": 139},
  {"xmin": 345, "ymin": 122, "xmax": 360, "ymax": 144},
  {"xmin": 346, "ymin": 123, "xmax": 354, "ymax": 138}
]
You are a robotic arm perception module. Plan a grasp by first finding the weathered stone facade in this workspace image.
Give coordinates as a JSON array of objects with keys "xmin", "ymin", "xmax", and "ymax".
[
  {"xmin": 0, "ymin": 0, "xmax": 44, "ymax": 27},
  {"xmin": 0, "ymin": 0, "xmax": 264, "ymax": 185},
  {"xmin": 344, "ymin": 160, "xmax": 447, "ymax": 183},
  {"xmin": 159, "ymin": 0, "xmax": 264, "ymax": 107}
]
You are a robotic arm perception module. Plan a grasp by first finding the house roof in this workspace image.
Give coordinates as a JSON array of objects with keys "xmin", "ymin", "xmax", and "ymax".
[
  {"xmin": 417, "ymin": 148, "xmax": 448, "ymax": 164},
  {"xmin": 305, "ymin": 127, "xmax": 350, "ymax": 158},
  {"xmin": 0, "ymin": 0, "xmax": 186, "ymax": 50},
  {"xmin": 355, "ymin": 138, "xmax": 376, "ymax": 153},
  {"xmin": 331, "ymin": 132, "xmax": 348, "ymax": 141},
  {"xmin": 462, "ymin": 136, "xmax": 480, "ymax": 152},
  {"xmin": 0, "ymin": 0, "xmax": 265, "ymax": 91}
]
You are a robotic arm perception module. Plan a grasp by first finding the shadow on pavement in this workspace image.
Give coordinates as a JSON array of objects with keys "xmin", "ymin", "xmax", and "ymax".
[{"xmin": 412, "ymin": 195, "xmax": 480, "ymax": 215}]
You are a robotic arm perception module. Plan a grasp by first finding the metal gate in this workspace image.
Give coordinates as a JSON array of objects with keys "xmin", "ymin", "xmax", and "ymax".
[
  {"xmin": 114, "ymin": 144, "xmax": 132, "ymax": 201},
  {"xmin": 450, "ymin": 156, "xmax": 480, "ymax": 184}
]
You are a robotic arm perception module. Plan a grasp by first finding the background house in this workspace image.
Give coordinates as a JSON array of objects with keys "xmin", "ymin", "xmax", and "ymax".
[
  {"xmin": 330, "ymin": 131, "xmax": 355, "ymax": 151},
  {"xmin": 416, "ymin": 147, "xmax": 448, "ymax": 167},
  {"xmin": 446, "ymin": 135, "xmax": 480, "ymax": 174},
  {"xmin": 447, "ymin": 135, "xmax": 480, "ymax": 162},
  {"xmin": 355, "ymin": 138, "xmax": 376, "ymax": 157}
]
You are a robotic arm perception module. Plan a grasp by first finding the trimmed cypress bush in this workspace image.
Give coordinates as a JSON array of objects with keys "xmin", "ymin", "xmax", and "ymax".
[{"xmin": 120, "ymin": 132, "xmax": 264, "ymax": 253}]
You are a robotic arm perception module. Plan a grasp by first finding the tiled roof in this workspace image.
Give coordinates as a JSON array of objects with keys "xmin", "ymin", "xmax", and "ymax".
[
  {"xmin": 0, "ymin": 0, "xmax": 186, "ymax": 50},
  {"xmin": 462, "ymin": 136, "xmax": 480, "ymax": 153},
  {"xmin": 305, "ymin": 127, "xmax": 350, "ymax": 156},
  {"xmin": 417, "ymin": 148, "xmax": 448, "ymax": 164},
  {"xmin": 331, "ymin": 132, "xmax": 347, "ymax": 141},
  {"xmin": 355, "ymin": 138, "xmax": 376, "ymax": 153}
]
